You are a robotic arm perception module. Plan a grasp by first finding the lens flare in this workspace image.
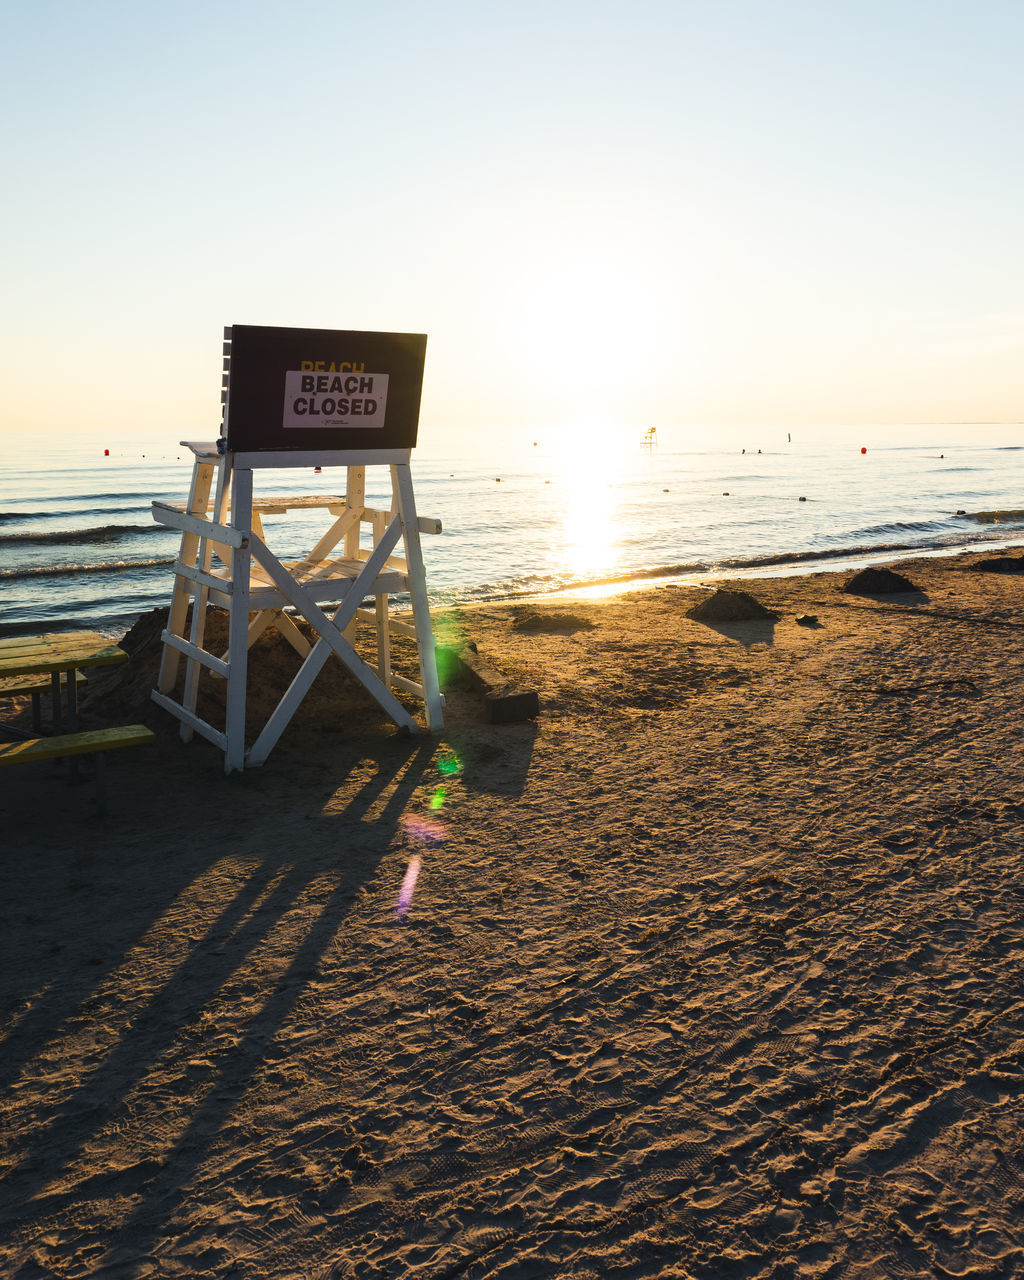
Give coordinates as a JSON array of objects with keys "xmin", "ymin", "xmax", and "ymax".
[
  {"xmin": 395, "ymin": 855, "xmax": 422, "ymax": 918},
  {"xmin": 430, "ymin": 787, "xmax": 446, "ymax": 811},
  {"xmin": 400, "ymin": 815, "xmax": 447, "ymax": 844},
  {"xmin": 437, "ymin": 752, "xmax": 462, "ymax": 776}
]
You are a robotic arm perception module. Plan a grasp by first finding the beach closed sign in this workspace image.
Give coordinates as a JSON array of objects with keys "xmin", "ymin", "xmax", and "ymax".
[
  {"xmin": 223, "ymin": 324, "xmax": 426, "ymax": 453},
  {"xmin": 282, "ymin": 370, "xmax": 389, "ymax": 430}
]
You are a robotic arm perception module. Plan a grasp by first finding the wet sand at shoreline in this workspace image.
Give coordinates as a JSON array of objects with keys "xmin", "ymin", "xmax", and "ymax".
[{"xmin": 2, "ymin": 551, "xmax": 1024, "ymax": 1279}]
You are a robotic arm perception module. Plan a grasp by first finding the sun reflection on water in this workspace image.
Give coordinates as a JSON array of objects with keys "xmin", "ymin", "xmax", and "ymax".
[{"xmin": 550, "ymin": 426, "xmax": 630, "ymax": 584}]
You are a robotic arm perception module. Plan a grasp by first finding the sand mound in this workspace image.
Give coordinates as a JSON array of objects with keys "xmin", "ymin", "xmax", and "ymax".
[
  {"xmin": 686, "ymin": 588, "xmax": 778, "ymax": 622},
  {"xmin": 80, "ymin": 606, "xmax": 422, "ymax": 739},
  {"xmin": 842, "ymin": 567, "xmax": 919, "ymax": 595},
  {"xmin": 974, "ymin": 554, "xmax": 1024, "ymax": 574},
  {"xmin": 511, "ymin": 611, "xmax": 595, "ymax": 633}
]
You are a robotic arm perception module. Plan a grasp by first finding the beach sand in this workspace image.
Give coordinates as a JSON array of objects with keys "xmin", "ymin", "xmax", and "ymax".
[{"xmin": 2, "ymin": 552, "xmax": 1024, "ymax": 1278}]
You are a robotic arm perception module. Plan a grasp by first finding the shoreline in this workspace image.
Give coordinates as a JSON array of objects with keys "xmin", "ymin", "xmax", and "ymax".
[
  {"xmin": 3, "ymin": 548, "xmax": 1024, "ymax": 1277},
  {"xmin": 471, "ymin": 527, "xmax": 1024, "ymax": 608},
  {"xmin": 45, "ymin": 526, "xmax": 1024, "ymax": 643}
]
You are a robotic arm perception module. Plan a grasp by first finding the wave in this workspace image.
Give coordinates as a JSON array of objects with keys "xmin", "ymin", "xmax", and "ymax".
[
  {"xmin": 717, "ymin": 541, "xmax": 936, "ymax": 571},
  {"xmin": 0, "ymin": 557, "xmax": 175, "ymax": 582},
  {"xmin": 0, "ymin": 504, "xmax": 167, "ymax": 525},
  {"xmin": 59, "ymin": 503, "xmax": 165, "ymax": 517},
  {"xmin": 4, "ymin": 490, "xmax": 171, "ymax": 504},
  {"xmin": 707, "ymin": 525, "xmax": 1023, "ymax": 573},
  {"xmin": 0, "ymin": 523, "xmax": 166, "ymax": 547},
  {"xmin": 961, "ymin": 509, "xmax": 1024, "ymax": 524},
  {"xmin": 839, "ymin": 518, "xmax": 950, "ymax": 540}
]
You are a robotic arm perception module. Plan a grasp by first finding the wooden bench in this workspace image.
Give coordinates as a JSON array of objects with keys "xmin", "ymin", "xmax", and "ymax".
[
  {"xmin": 0, "ymin": 670, "xmax": 87, "ymax": 733},
  {"xmin": 0, "ymin": 724, "xmax": 155, "ymax": 815}
]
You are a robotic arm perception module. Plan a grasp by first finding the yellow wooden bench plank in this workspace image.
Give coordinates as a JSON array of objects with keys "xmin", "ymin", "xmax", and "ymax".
[
  {"xmin": 0, "ymin": 671, "xmax": 87, "ymax": 699},
  {"xmin": 0, "ymin": 646, "xmax": 127, "ymax": 678},
  {"xmin": 0, "ymin": 724, "xmax": 154, "ymax": 767},
  {"xmin": 0, "ymin": 633, "xmax": 71, "ymax": 650},
  {"xmin": 0, "ymin": 631, "xmax": 105, "ymax": 653}
]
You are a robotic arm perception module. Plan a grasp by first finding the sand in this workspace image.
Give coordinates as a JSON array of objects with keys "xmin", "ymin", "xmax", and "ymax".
[{"xmin": 2, "ymin": 551, "xmax": 1024, "ymax": 1279}]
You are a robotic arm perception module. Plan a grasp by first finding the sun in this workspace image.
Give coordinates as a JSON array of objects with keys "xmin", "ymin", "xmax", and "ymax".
[{"xmin": 506, "ymin": 256, "xmax": 668, "ymax": 425}]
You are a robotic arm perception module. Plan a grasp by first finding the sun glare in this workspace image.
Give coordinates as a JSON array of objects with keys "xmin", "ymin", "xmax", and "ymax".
[
  {"xmin": 549, "ymin": 422, "xmax": 629, "ymax": 582},
  {"xmin": 508, "ymin": 257, "xmax": 667, "ymax": 424}
]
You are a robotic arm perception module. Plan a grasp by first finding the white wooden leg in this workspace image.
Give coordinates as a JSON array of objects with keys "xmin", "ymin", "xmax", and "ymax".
[
  {"xmin": 179, "ymin": 575, "xmax": 208, "ymax": 742},
  {"xmin": 239, "ymin": 608, "xmax": 311, "ymax": 660},
  {"xmin": 274, "ymin": 610, "xmax": 313, "ymax": 659},
  {"xmin": 373, "ymin": 508, "xmax": 391, "ymax": 685},
  {"xmin": 393, "ymin": 463, "xmax": 443, "ymax": 731},
  {"xmin": 243, "ymin": 609, "xmax": 277, "ymax": 650},
  {"xmin": 159, "ymin": 460, "xmax": 215, "ymax": 693},
  {"xmin": 343, "ymin": 465, "xmax": 365, "ymax": 644},
  {"xmin": 224, "ymin": 464, "xmax": 252, "ymax": 773},
  {"xmin": 180, "ymin": 455, "xmax": 230, "ymax": 739}
]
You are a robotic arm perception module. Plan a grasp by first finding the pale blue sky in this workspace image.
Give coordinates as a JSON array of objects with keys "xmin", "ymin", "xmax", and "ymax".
[{"xmin": 2, "ymin": 0, "xmax": 1021, "ymax": 451}]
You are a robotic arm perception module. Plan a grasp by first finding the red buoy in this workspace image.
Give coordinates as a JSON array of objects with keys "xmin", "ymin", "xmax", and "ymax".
[
  {"xmin": 860, "ymin": 447, "xmax": 867, "ymax": 454},
  {"xmin": 104, "ymin": 448, "xmax": 110, "ymax": 456}
]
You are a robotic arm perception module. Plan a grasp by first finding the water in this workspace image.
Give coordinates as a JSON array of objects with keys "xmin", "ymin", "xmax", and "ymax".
[{"xmin": 2, "ymin": 431, "xmax": 1023, "ymax": 638}]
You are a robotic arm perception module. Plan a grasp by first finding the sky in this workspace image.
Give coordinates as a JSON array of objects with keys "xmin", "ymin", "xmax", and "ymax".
[{"xmin": 1, "ymin": 0, "xmax": 1022, "ymax": 453}]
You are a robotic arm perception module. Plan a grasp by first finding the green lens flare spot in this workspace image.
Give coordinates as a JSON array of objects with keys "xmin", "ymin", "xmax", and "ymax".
[
  {"xmin": 437, "ymin": 753, "xmax": 462, "ymax": 776},
  {"xmin": 430, "ymin": 788, "xmax": 446, "ymax": 810}
]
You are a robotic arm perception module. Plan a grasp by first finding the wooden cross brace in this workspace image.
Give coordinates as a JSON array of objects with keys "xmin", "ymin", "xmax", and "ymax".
[{"xmin": 243, "ymin": 513, "xmax": 415, "ymax": 766}]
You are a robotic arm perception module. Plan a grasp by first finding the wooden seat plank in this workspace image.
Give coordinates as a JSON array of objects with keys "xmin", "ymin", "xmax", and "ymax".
[
  {"xmin": 252, "ymin": 495, "xmax": 347, "ymax": 513},
  {"xmin": 0, "ymin": 671, "xmax": 87, "ymax": 698},
  {"xmin": 0, "ymin": 724, "xmax": 155, "ymax": 767}
]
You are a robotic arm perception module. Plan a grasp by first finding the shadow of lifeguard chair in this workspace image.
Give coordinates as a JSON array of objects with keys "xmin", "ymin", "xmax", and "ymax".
[{"xmin": 150, "ymin": 325, "xmax": 442, "ymax": 772}]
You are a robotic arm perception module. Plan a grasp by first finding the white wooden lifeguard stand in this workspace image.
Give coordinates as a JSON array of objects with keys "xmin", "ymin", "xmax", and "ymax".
[{"xmin": 150, "ymin": 324, "xmax": 443, "ymax": 772}]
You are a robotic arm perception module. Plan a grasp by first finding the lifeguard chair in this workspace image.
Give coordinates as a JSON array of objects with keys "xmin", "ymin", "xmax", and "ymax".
[{"xmin": 151, "ymin": 325, "xmax": 443, "ymax": 772}]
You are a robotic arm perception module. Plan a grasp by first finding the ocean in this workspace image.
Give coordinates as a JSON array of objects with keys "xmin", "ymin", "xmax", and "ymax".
[{"xmin": 2, "ymin": 428, "xmax": 1023, "ymax": 638}]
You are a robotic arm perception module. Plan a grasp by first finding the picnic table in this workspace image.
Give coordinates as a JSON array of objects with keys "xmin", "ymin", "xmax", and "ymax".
[
  {"xmin": 0, "ymin": 632, "xmax": 152, "ymax": 814},
  {"xmin": 0, "ymin": 631, "xmax": 129, "ymax": 737}
]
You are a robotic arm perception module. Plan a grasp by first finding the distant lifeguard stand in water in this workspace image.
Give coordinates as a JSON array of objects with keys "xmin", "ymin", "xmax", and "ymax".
[
  {"xmin": 642, "ymin": 426, "xmax": 658, "ymax": 450},
  {"xmin": 150, "ymin": 324, "xmax": 443, "ymax": 773}
]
